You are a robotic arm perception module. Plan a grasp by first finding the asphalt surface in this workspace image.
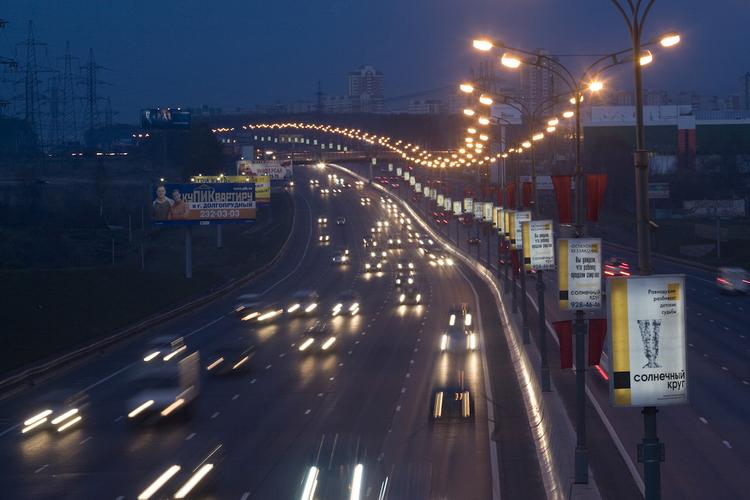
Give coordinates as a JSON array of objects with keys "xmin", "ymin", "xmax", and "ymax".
[
  {"xmin": 380, "ymin": 164, "xmax": 750, "ymax": 500},
  {"xmin": 0, "ymin": 166, "xmax": 545, "ymax": 499}
]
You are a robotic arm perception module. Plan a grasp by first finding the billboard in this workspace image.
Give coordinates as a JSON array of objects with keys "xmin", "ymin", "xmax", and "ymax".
[
  {"xmin": 522, "ymin": 220, "xmax": 555, "ymax": 271},
  {"xmin": 608, "ymin": 275, "xmax": 688, "ymax": 407},
  {"xmin": 464, "ymin": 197, "xmax": 473, "ymax": 214},
  {"xmin": 558, "ymin": 238, "xmax": 602, "ymax": 310},
  {"xmin": 452, "ymin": 201, "xmax": 462, "ymax": 215},
  {"xmin": 141, "ymin": 108, "xmax": 191, "ymax": 129},
  {"xmin": 483, "ymin": 203, "xmax": 493, "ymax": 222},
  {"xmin": 444, "ymin": 197, "xmax": 452, "ymax": 211},
  {"xmin": 511, "ymin": 211, "xmax": 531, "ymax": 249},
  {"xmin": 237, "ymin": 160, "xmax": 293, "ymax": 181},
  {"xmin": 152, "ymin": 183, "xmax": 255, "ymax": 225},
  {"xmin": 191, "ymin": 175, "xmax": 270, "ymax": 204}
]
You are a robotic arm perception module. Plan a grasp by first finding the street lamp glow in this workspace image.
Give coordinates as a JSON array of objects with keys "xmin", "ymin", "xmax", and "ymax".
[
  {"xmin": 532, "ymin": 133, "xmax": 544, "ymax": 141},
  {"xmin": 459, "ymin": 83, "xmax": 475, "ymax": 93},
  {"xmin": 477, "ymin": 116, "xmax": 490, "ymax": 125},
  {"xmin": 639, "ymin": 50, "xmax": 653, "ymax": 66},
  {"xmin": 479, "ymin": 95, "xmax": 493, "ymax": 106},
  {"xmin": 547, "ymin": 118, "xmax": 559, "ymax": 126},
  {"xmin": 588, "ymin": 81, "xmax": 604, "ymax": 92},
  {"xmin": 465, "ymin": 137, "xmax": 474, "ymax": 143},
  {"xmin": 563, "ymin": 110, "xmax": 575, "ymax": 118},
  {"xmin": 546, "ymin": 126, "xmax": 556, "ymax": 133},
  {"xmin": 467, "ymin": 127, "xmax": 476, "ymax": 134},
  {"xmin": 522, "ymin": 141, "xmax": 532, "ymax": 148},
  {"xmin": 479, "ymin": 134, "xmax": 488, "ymax": 141},
  {"xmin": 463, "ymin": 108, "xmax": 476, "ymax": 116},
  {"xmin": 501, "ymin": 153, "xmax": 508, "ymax": 158},
  {"xmin": 472, "ymin": 39, "xmax": 494, "ymax": 51},
  {"xmin": 659, "ymin": 32, "xmax": 681, "ymax": 47},
  {"xmin": 500, "ymin": 53, "xmax": 522, "ymax": 69}
]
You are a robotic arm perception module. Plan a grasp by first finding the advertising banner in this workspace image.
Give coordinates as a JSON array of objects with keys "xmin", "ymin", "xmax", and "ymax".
[
  {"xmin": 404, "ymin": 172, "xmax": 411, "ymax": 181},
  {"xmin": 558, "ymin": 238, "xmax": 602, "ymax": 310},
  {"xmin": 152, "ymin": 183, "xmax": 255, "ymax": 225},
  {"xmin": 473, "ymin": 201, "xmax": 483, "ymax": 220},
  {"xmin": 141, "ymin": 108, "xmax": 191, "ymax": 129},
  {"xmin": 388, "ymin": 164, "xmax": 394, "ymax": 172},
  {"xmin": 237, "ymin": 160, "xmax": 293, "ymax": 181},
  {"xmin": 464, "ymin": 197, "xmax": 473, "ymax": 214},
  {"xmin": 415, "ymin": 182, "xmax": 422, "ymax": 193},
  {"xmin": 493, "ymin": 207, "xmax": 501, "ymax": 228},
  {"xmin": 512, "ymin": 211, "xmax": 531, "ymax": 249},
  {"xmin": 437, "ymin": 194, "xmax": 444, "ymax": 206},
  {"xmin": 423, "ymin": 186, "xmax": 430, "ymax": 197},
  {"xmin": 397, "ymin": 167, "xmax": 403, "ymax": 176},
  {"xmin": 522, "ymin": 220, "xmax": 555, "ymax": 270},
  {"xmin": 444, "ymin": 197, "xmax": 452, "ymax": 211},
  {"xmin": 504, "ymin": 209, "xmax": 514, "ymax": 239},
  {"xmin": 192, "ymin": 175, "xmax": 270, "ymax": 205},
  {"xmin": 410, "ymin": 177, "xmax": 416, "ymax": 186},
  {"xmin": 453, "ymin": 201, "xmax": 462, "ymax": 215},
  {"xmin": 608, "ymin": 275, "xmax": 688, "ymax": 407},
  {"xmin": 483, "ymin": 203, "xmax": 493, "ymax": 222},
  {"xmin": 430, "ymin": 188, "xmax": 438, "ymax": 200}
]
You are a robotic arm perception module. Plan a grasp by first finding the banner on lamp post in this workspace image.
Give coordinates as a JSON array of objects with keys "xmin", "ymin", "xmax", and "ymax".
[
  {"xmin": 558, "ymin": 238, "xmax": 602, "ymax": 310},
  {"xmin": 437, "ymin": 194, "xmax": 444, "ymax": 206},
  {"xmin": 444, "ymin": 197, "xmax": 452, "ymax": 211},
  {"xmin": 415, "ymin": 182, "xmax": 422, "ymax": 193},
  {"xmin": 473, "ymin": 201, "xmax": 483, "ymax": 220},
  {"xmin": 504, "ymin": 209, "xmax": 515, "ymax": 240},
  {"xmin": 388, "ymin": 163, "xmax": 393, "ymax": 172},
  {"xmin": 396, "ymin": 167, "xmax": 403, "ymax": 176},
  {"xmin": 607, "ymin": 274, "xmax": 688, "ymax": 407},
  {"xmin": 493, "ymin": 207, "xmax": 502, "ymax": 228},
  {"xmin": 522, "ymin": 220, "xmax": 555, "ymax": 271},
  {"xmin": 511, "ymin": 211, "xmax": 531, "ymax": 249},
  {"xmin": 463, "ymin": 197, "xmax": 473, "ymax": 214},
  {"xmin": 430, "ymin": 188, "xmax": 438, "ymax": 200},
  {"xmin": 410, "ymin": 177, "xmax": 416, "ymax": 186},
  {"xmin": 404, "ymin": 171, "xmax": 411, "ymax": 181},
  {"xmin": 483, "ymin": 203, "xmax": 494, "ymax": 222},
  {"xmin": 453, "ymin": 201, "xmax": 462, "ymax": 215}
]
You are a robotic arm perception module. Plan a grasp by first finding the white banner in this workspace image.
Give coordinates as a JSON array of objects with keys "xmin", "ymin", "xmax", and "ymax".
[
  {"xmin": 423, "ymin": 186, "xmax": 430, "ymax": 197},
  {"xmin": 473, "ymin": 201, "xmax": 483, "ymax": 220},
  {"xmin": 558, "ymin": 238, "xmax": 602, "ymax": 310},
  {"xmin": 396, "ymin": 167, "xmax": 403, "ymax": 176},
  {"xmin": 404, "ymin": 171, "xmax": 411, "ymax": 181},
  {"xmin": 483, "ymin": 203, "xmax": 493, "ymax": 222},
  {"xmin": 437, "ymin": 194, "xmax": 444, "ymax": 206},
  {"xmin": 410, "ymin": 176, "xmax": 416, "ymax": 186},
  {"xmin": 608, "ymin": 275, "xmax": 688, "ymax": 407},
  {"xmin": 464, "ymin": 197, "xmax": 473, "ymax": 214},
  {"xmin": 453, "ymin": 201, "xmax": 462, "ymax": 215},
  {"xmin": 513, "ymin": 211, "xmax": 531, "ymax": 248},
  {"xmin": 415, "ymin": 182, "xmax": 422, "ymax": 193},
  {"xmin": 523, "ymin": 220, "xmax": 555, "ymax": 270},
  {"xmin": 388, "ymin": 163, "xmax": 393, "ymax": 172},
  {"xmin": 444, "ymin": 197, "xmax": 452, "ymax": 211}
]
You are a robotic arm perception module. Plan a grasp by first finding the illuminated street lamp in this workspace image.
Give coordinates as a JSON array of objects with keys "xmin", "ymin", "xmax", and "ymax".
[
  {"xmin": 459, "ymin": 83, "xmax": 475, "ymax": 93},
  {"xmin": 463, "ymin": 108, "xmax": 476, "ymax": 116},
  {"xmin": 532, "ymin": 133, "xmax": 544, "ymax": 141},
  {"xmin": 479, "ymin": 95, "xmax": 494, "ymax": 106},
  {"xmin": 500, "ymin": 53, "xmax": 522, "ymax": 69},
  {"xmin": 472, "ymin": 39, "xmax": 494, "ymax": 51},
  {"xmin": 477, "ymin": 116, "xmax": 490, "ymax": 126}
]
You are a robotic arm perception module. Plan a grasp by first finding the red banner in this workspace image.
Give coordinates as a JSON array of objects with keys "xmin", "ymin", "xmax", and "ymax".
[
  {"xmin": 588, "ymin": 318, "xmax": 607, "ymax": 366},
  {"xmin": 553, "ymin": 320, "xmax": 573, "ymax": 369},
  {"xmin": 510, "ymin": 251, "xmax": 520, "ymax": 277},
  {"xmin": 586, "ymin": 174, "xmax": 608, "ymax": 223},
  {"xmin": 522, "ymin": 182, "xmax": 533, "ymax": 208},
  {"xmin": 505, "ymin": 182, "xmax": 515, "ymax": 208},
  {"xmin": 551, "ymin": 175, "xmax": 572, "ymax": 224}
]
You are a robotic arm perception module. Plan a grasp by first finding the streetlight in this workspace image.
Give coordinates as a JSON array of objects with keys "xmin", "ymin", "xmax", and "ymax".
[
  {"xmin": 460, "ymin": 83, "xmax": 475, "ymax": 93},
  {"xmin": 479, "ymin": 95, "xmax": 494, "ymax": 106},
  {"xmin": 609, "ymin": 3, "xmax": 681, "ymax": 498},
  {"xmin": 477, "ymin": 116, "xmax": 490, "ymax": 126},
  {"xmin": 500, "ymin": 53, "xmax": 522, "ymax": 69},
  {"xmin": 472, "ymin": 39, "xmax": 493, "ymax": 51},
  {"xmin": 463, "ymin": 108, "xmax": 476, "ymax": 117}
]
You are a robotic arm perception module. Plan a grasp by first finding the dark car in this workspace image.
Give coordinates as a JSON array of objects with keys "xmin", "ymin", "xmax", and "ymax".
[
  {"xmin": 397, "ymin": 286, "xmax": 422, "ymax": 305},
  {"xmin": 430, "ymin": 387, "xmax": 473, "ymax": 421},
  {"xmin": 205, "ymin": 338, "xmax": 257, "ymax": 375}
]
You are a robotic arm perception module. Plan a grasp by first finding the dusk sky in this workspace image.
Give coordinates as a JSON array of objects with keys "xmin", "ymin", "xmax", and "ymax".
[{"xmin": 2, "ymin": 0, "xmax": 748, "ymax": 123}]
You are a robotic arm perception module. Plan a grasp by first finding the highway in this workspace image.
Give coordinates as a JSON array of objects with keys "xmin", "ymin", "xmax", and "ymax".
[
  {"xmin": 374, "ymin": 164, "xmax": 750, "ymax": 500},
  {"xmin": 0, "ymin": 166, "xmax": 546, "ymax": 499}
]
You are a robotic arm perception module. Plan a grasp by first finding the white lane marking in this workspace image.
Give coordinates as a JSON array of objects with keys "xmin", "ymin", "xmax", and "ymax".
[
  {"xmin": 186, "ymin": 432, "xmax": 196, "ymax": 441},
  {"xmin": 233, "ymin": 394, "xmax": 239, "ymax": 400},
  {"xmin": 304, "ymin": 409, "xmax": 311, "ymax": 415},
  {"xmin": 79, "ymin": 436, "xmax": 93, "ymax": 445},
  {"xmin": 34, "ymin": 464, "xmax": 48, "ymax": 474},
  {"xmin": 0, "ymin": 423, "xmax": 20, "ymax": 438},
  {"xmin": 184, "ymin": 315, "xmax": 226, "ymax": 339},
  {"xmin": 250, "ymin": 378, "xmax": 257, "ymax": 384},
  {"xmin": 743, "ymin": 380, "xmax": 750, "ymax": 385},
  {"xmin": 722, "ymin": 366, "xmax": 729, "ymax": 371},
  {"xmin": 240, "ymin": 493, "xmax": 250, "ymax": 500},
  {"xmin": 265, "ymin": 364, "xmax": 272, "ymax": 370},
  {"xmin": 259, "ymin": 193, "xmax": 314, "ymax": 296},
  {"xmin": 115, "ymin": 496, "xmax": 125, "ymax": 500},
  {"xmin": 339, "ymin": 363, "xmax": 344, "ymax": 367},
  {"xmin": 723, "ymin": 440, "xmax": 732, "ymax": 449},
  {"xmin": 211, "ymin": 412, "xmax": 220, "ymax": 419},
  {"xmin": 401, "ymin": 387, "xmax": 406, "ymax": 394},
  {"xmin": 114, "ymin": 415, "xmax": 124, "ymax": 422},
  {"xmin": 329, "ymin": 377, "xmax": 335, "ymax": 381},
  {"xmin": 406, "ymin": 373, "xmax": 411, "ymax": 378},
  {"xmin": 279, "ymin": 353, "xmax": 286, "ymax": 358},
  {"xmin": 317, "ymin": 393, "xmax": 324, "ymax": 397},
  {"xmin": 395, "ymin": 405, "xmax": 401, "ymax": 412},
  {"xmin": 699, "ymin": 417, "xmax": 708, "ymax": 424}
]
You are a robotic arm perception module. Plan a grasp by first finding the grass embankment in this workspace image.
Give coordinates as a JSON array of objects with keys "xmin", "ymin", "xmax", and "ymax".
[{"xmin": 0, "ymin": 191, "xmax": 293, "ymax": 375}]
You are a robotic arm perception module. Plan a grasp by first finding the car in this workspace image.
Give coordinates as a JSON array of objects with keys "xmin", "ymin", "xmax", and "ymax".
[
  {"xmin": 397, "ymin": 286, "xmax": 422, "ymax": 305},
  {"xmin": 233, "ymin": 293, "xmax": 262, "ymax": 318},
  {"xmin": 370, "ymin": 250, "xmax": 388, "ymax": 263},
  {"xmin": 318, "ymin": 234, "xmax": 330, "ymax": 244},
  {"xmin": 468, "ymin": 237, "xmax": 481, "ymax": 246},
  {"xmin": 449, "ymin": 304, "xmax": 473, "ymax": 333},
  {"xmin": 317, "ymin": 217, "xmax": 328, "ymax": 225},
  {"xmin": 429, "ymin": 250, "xmax": 453, "ymax": 267},
  {"xmin": 143, "ymin": 335, "xmax": 186, "ymax": 362},
  {"xmin": 717, "ymin": 267, "xmax": 750, "ymax": 294},
  {"xmin": 332, "ymin": 291, "xmax": 361, "ymax": 317},
  {"xmin": 20, "ymin": 390, "xmax": 89, "ymax": 435},
  {"xmin": 205, "ymin": 338, "xmax": 257, "ymax": 375},
  {"xmin": 394, "ymin": 272, "xmax": 415, "ymax": 288},
  {"xmin": 286, "ymin": 290, "xmax": 320, "ymax": 315},
  {"xmin": 297, "ymin": 320, "xmax": 337, "ymax": 353},
  {"xmin": 604, "ymin": 257, "xmax": 631, "ymax": 277},
  {"xmin": 331, "ymin": 248, "xmax": 350, "ymax": 265},
  {"xmin": 396, "ymin": 259, "xmax": 415, "ymax": 271},
  {"xmin": 364, "ymin": 259, "xmax": 383, "ymax": 273},
  {"xmin": 362, "ymin": 236, "xmax": 377, "ymax": 248},
  {"xmin": 440, "ymin": 324, "xmax": 476, "ymax": 352},
  {"xmin": 336, "ymin": 216, "xmax": 346, "ymax": 225},
  {"xmin": 387, "ymin": 237, "xmax": 403, "ymax": 249},
  {"xmin": 236, "ymin": 301, "xmax": 285, "ymax": 322},
  {"xmin": 430, "ymin": 387, "xmax": 473, "ymax": 421}
]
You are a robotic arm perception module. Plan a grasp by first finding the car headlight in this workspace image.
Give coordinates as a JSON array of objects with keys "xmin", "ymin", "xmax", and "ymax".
[
  {"xmin": 399, "ymin": 294, "xmax": 405, "ymax": 303},
  {"xmin": 416, "ymin": 294, "xmax": 421, "ymax": 302},
  {"xmin": 365, "ymin": 263, "xmax": 371, "ymax": 269}
]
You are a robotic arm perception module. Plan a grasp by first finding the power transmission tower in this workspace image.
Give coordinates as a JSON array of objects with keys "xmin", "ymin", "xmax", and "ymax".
[
  {"xmin": 0, "ymin": 18, "xmax": 18, "ymax": 112},
  {"xmin": 60, "ymin": 41, "xmax": 79, "ymax": 143},
  {"xmin": 47, "ymin": 72, "xmax": 62, "ymax": 146},
  {"xmin": 17, "ymin": 21, "xmax": 46, "ymax": 146},
  {"xmin": 82, "ymin": 48, "xmax": 101, "ymax": 139}
]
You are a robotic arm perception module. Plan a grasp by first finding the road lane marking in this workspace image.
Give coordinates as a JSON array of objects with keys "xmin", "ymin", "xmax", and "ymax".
[
  {"xmin": 395, "ymin": 405, "xmax": 401, "ymax": 412},
  {"xmin": 699, "ymin": 417, "xmax": 708, "ymax": 424},
  {"xmin": 186, "ymin": 433, "xmax": 196, "ymax": 441},
  {"xmin": 79, "ymin": 436, "xmax": 93, "ymax": 445},
  {"xmin": 211, "ymin": 412, "xmax": 220, "ymax": 419},
  {"xmin": 250, "ymin": 378, "xmax": 257, "ymax": 384},
  {"xmin": 240, "ymin": 493, "xmax": 250, "ymax": 500},
  {"xmin": 114, "ymin": 415, "xmax": 124, "ymax": 422},
  {"xmin": 265, "ymin": 364, "xmax": 272, "ymax": 370},
  {"xmin": 723, "ymin": 440, "xmax": 732, "ymax": 449},
  {"xmin": 232, "ymin": 394, "xmax": 239, "ymax": 400},
  {"xmin": 34, "ymin": 464, "xmax": 48, "ymax": 474},
  {"xmin": 305, "ymin": 409, "xmax": 311, "ymax": 415}
]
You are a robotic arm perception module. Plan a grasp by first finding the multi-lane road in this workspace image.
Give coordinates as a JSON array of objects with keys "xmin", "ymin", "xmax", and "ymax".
[
  {"xmin": 377, "ymin": 164, "xmax": 750, "ymax": 500},
  {"xmin": 0, "ymin": 166, "xmax": 550, "ymax": 499}
]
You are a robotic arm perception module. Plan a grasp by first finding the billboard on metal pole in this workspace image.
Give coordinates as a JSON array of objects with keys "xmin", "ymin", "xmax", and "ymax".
[
  {"xmin": 464, "ymin": 197, "xmax": 473, "ymax": 213},
  {"xmin": 141, "ymin": 108, "xmax": 191, "ymax": 129},
  {"xmin": 557, "ymin": 238, "xmax": 602, "ymax": 310},
  {"xmin": 607, "ymin": 274, "xmax": 688, "ymax": 407},
  {"xmin": 152, "ymin": 183, "xmax": 255, "ymax": 225},
  {"xmin": 522, "ymin": 220, "xmax": 555, "ymax": 270},
  {"xmin": 511, "ymin": 211, "xmax": 531, "ymax": 249}
]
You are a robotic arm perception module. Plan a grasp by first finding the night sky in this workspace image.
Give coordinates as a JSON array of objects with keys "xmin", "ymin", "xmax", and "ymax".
[{"xmin": 2, "ymin": 0, "xmax": 748, "ymax": 123}]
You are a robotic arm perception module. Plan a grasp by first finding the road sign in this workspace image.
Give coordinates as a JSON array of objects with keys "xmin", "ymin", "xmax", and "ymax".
[
  {"xmin": 511, "ymin": 211, "xmax": 531, "ymax": 249},
  {"xmin": 523, "ymin": 220, "xmax": 555, "ymax": 270},
  {"xmin": 558, "ymin": 238, "xmax": 602, "ymax": 310},
  {"xmin": 607, "ymin": 275, "xmax": 688, "ymax": 407},
  {"xmin": 648, "ymin": 182, "xmax": 670, "ymax": 199}
]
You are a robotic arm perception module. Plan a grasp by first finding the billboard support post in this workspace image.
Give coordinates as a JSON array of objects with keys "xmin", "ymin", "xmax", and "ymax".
[
  {"xmin": 538, "ymin": 269, "xmax": 551, "ymax": 391},
  {"xmin": 520, "ymin": 249, "xmax": 530, "ymax": 344},
  {"xmin": 185, "ymin": 226, "xmax": 193, "ymax": 279},
  {"xmin": 642, "ymin": 406, "xmax": 660, "ymax": 500},
  {"xmin": 574, "ymin": 308, "xmax": 588, "ymax": 483},
  {"xmin": 217, "ymin": 225, "xmax": 223, "ymax": 249}
]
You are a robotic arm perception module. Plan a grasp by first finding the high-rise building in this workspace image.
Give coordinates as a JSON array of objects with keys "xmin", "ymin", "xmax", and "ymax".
[
  {"xmin": 519, "ymin": 49, "xmax": 556, "ymax": 112},
  {"xmin": 347, "ymin": 65, "xmax": 384, "ymax": 113}
]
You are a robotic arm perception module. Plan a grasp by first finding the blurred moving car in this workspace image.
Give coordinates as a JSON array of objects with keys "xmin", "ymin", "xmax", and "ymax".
[
  {"xmin": 604, "ymin": 257, "xmax": 631, "ymax": 277},
  {"xmin": 396, "ymin": 259, "xmax": 415, "ymax": 271},
  {"xmin": 394, "ymin": 271, "xmax": 415, "ymax": 288},
  {"xmin": 236, "ymin": 301, "xmax": 285, "ymax": 323},
  {"xmin": 363, "ymin": 258, "xmax": 383, "ymax": 273},
  {"xmin": 331, "ymin": 248, "xmax": 350, "ymax": 265},
  {"xmin": 297, "ymin": 320, "xmax": 337, "ymax": 353},
  {"xmin": 468, "ymin": 237, "xmax": 481, "ymax": 246},
  {"xmin": 332, "ymin": 290, "xmax": 361, "ymax": 317},
  {"xmin": 430, "ymin": 387, "xmax": 473, "ymax": 421},
  {"xmin": 440, "ymin": 324, "xmax": 476, "ymax": 352},
  {"xmin": 336, "ymin": 216, "xmax": 346, "ymax": 225},
  {"xmin": 205, "ymin": 338, "xmax": 257, "ymax": 375},
  {"xmin": 143, "ymin": 335, "xmax": 186, "ymax": 362},
  {"xmin": 286, "ymin": 290, "xmax": 320, "ymax": 315},
  {"xmin": 318, "ymin": 234, "xmax": 330, "ymax": 244},
  {"xmin": 21, "ymin": 390, "xmax": 89, "ymax": 435},
  {"xmin": 717, "ymin": 267, "xmax": 750, "ymax": 294},
  {"xmin": 317, "ymin": 216, "xmax": 328, "ymax": 225},
  {"xmin": 397, "ymin": 286, "xmax": 422, "ymax": 305},
  {"xmin": 233, "ymin": 293, "xmax": 262, "ymax": 317}
]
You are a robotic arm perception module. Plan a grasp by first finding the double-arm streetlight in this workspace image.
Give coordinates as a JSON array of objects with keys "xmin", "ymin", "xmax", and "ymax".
[{"xmin": 472, "ymin": 30, "xmax": 680, "ymax": 487}]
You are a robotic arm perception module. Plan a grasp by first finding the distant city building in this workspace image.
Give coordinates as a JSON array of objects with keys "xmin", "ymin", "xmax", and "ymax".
[
  {"xmin": 407, "ymin": 99, "xmax": 443, "ymax": 114},
  {"xmin": 322, "ymin": 95, "xmax": 350, "ymax": 113},
  {"xmin": 347, "ymin": 65, "xmax": 384, "ymax": 113},
  {"xmin": 519, "ymin": 50, "xmax": 556, "ymax": 112}
]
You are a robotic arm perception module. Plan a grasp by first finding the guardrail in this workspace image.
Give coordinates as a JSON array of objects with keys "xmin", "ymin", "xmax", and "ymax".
[{"xmin": 0, "ymin": 191, "xmax": 299, "ymax": 397}]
